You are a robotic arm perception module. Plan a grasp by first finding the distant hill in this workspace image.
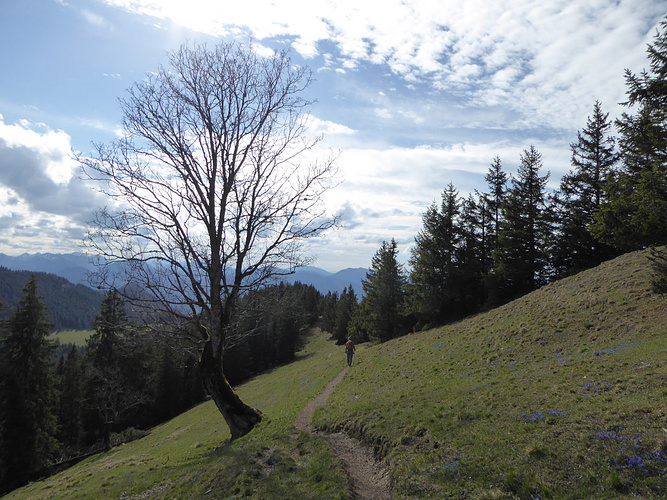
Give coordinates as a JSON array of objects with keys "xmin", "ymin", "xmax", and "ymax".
[
  {"xmin": 0, "ymin": 252, "xmax": 93, "ymax": 286},
  {"xmin": 279, "ymin": 266, "xmax": 367, "ymax": 296},
  {"xmin": 0, "ymin": 267, "xmax": 102, "ymax": 331},
  {"xmin": 0, "ymin": 253, "xmax": 367, "ymax": 296}
]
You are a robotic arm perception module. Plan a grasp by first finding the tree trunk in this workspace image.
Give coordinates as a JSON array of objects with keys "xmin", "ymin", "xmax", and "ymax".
[
  {"xmin": 199, "ymin": 339, "xmax": 263, "ymax": 439},
  {"xmin": 103, "ymin": 420, "xmax": 112, "ymax": 451}
]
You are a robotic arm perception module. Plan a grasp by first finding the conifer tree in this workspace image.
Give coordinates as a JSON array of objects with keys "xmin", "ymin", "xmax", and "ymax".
[
  {"xmin": 457, "ymin": 194, "xmax": 488, "ymax": 313},
  {"xmin": 408, "ymin": 183, "xmax": 463, "ymax": 324},
  {"xmin": 479, "ymin": 156, "xmax": 509, "ymax": 306},
  {"xmin": 484, "ymin": 155, "xmax": 508, "ymax": 251},
  {"xmin": 496, "ymin": 146, "xmax": 552, "ymax": 299},
  {"xmin": 85, "ymin": 289, "xmax": 146, "ymax": 449},
  {"xmin": 319, "ymin": 291, "xmax": 338, "ymax": 335},
  {"xmin": 593, "ymin": 19, "xmax": 667, "ymax": 249},
  {"xmin": 554, "ymin": 101, "xmax": 618, "ymax": 274},
  {"xmin": 56, "ymin": 346, "xmax": 85, "ymax": 451},
  {"xmin": 88, "ymin": 288, "xmax": 127, "ymax": 368},
  {"xmin": 0, "ymin": 276, "xmax": 58, "ymax": 492},
  {"xmin": 358, "ymin": 239, "xmax": 407, "ymax": 341},
  {"xmin": 154, "ymin": 346, "xmax": 183, "ymax": 421},
  {"xmin": 332, "ymin": 286, "xmax": 357, "ymax": 345}
]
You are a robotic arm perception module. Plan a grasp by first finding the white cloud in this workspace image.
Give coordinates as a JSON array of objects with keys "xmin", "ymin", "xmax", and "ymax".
[
  {"xmin": 4, "ymin": 0, "xmax": 663, "ymax": 268},
  {"xmin": 305, "ymin": 116, "xmax": 356, "ymax": 137},
  {"xmin": 82, "ymin": 9, "xmax": 107, "ymax": 28},
  {"xmin": 0, "ymin": 116, "xmax": 106, "ymax": 255},
  {"xmin": 0, "ymin": 119, "xmax": 77, "ymax": 185},
  {"xmin": 251, "ymin": 42, "xmax": 276, "ymax": 58},
  {"xmin": 309, "ymin": 138, "xmax": 570, "ymax": 269},
  {"xmin": 99, "ymin": 0, "xmax": 663, "ymax": 134}
]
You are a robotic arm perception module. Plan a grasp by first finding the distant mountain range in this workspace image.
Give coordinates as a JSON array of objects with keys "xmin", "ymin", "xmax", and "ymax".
[
  {"xmin": 0, "ymin": 253, "xmax": 94, "ymax": 287},
  {"xmin": 0, "ymin": 253, "xmax": 367, "ymax": 297},
  {"xmin": 278, "ymin": 266, "xmax": 366, "ymax": 297}
]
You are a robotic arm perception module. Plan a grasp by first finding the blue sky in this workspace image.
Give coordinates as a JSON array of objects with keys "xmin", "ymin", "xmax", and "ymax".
[{"xmin": 0, "ymin": 0, "xmax": 664, "ymax": 272}]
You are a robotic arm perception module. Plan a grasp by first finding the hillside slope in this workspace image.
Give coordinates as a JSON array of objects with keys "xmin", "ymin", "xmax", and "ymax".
[
  {"xmin": 316, "ymin": 248, "xmax": 667, "ymax": 499},
  {"xmin": 4, "ymin": 249, "xmax": 666, "ymax": 499},
  {"xmin": 4, "ymin": 331, "xmax": 351, "ymax": 500},
  {"xmin": 0, "ymin": 267, "xmax": 102, "ymax": 331}
]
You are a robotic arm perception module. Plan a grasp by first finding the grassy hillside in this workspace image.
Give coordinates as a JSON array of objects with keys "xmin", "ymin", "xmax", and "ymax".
[
  {"xmin": 5, "ymin": 332, "xmax": 350, "ymax": 500},
  {"xmin": 316, "ymin": 249, "xmax": 667, "ymax": 499},
  {"xmin": 4, "ymin": 249, "xmax": 666, "ymax": 499}
]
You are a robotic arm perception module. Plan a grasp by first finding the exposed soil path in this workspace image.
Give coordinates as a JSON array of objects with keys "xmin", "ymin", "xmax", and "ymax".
[{"xmin": 295, "ymin": 366, "xmax": 392, "ymax": 500}]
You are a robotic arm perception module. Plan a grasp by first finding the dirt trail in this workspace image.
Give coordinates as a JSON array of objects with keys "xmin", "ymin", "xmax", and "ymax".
[{"xmin": 295, "ymin": 366, "xmax": 391, "ymax": 500}]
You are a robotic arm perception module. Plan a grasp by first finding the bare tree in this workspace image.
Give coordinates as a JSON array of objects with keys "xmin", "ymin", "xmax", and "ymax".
[{"xmin": 81, "ymin": 41, "xmax": 337, "ymax": 439}]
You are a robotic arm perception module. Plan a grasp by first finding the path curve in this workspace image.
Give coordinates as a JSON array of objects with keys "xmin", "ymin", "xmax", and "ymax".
[{"xmin": 295, "ymin": 367, "xmax": 392, "ymax": 500}]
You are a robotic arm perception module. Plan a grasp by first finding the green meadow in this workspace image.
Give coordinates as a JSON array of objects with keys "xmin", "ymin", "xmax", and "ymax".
[
  {"xmin": 316, "ymin": 249, "xmax": 667, "ymax": 499},
  {"xmin": 49, "ymin": 330, "xmax": 94, "ymax": 347},
  {"xmin": 6, "ymin": 249, "xmax": 667, "ymax": 499},
  {"xmin": 7, "ymin": 331, "xmax": 349, "ymax": 500}
]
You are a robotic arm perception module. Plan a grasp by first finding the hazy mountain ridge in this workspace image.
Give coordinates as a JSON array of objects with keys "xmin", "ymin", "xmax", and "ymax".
[
  {"xmin": 0, "ymin": 252, "xmax": 93, "ymax": 286},
  {"xmin": 279, "ymin": 266, "xmax": 367, "ymax": 296},
  {"xmin": 0, "ymin": 253, "xmax": 367, "ymax": 296}
]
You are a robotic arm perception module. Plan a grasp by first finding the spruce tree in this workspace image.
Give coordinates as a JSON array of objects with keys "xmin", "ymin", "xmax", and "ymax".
[
  {"xmin": 0, "ymin": 275, "xmax": 58, "ymax": 492},
  {"xmin": 496, "ymin": 146, "xmax": 552, "ymax": 299},
  {"xmin": 56, "ymin": 346, "xmax": 85, "ymax": 451},
  {"xmin": 319, "ymin": 291, "xmax": 338, "ymax": 335},
  {"xmin": 88, "ymin": 288, "xmax": 127, "ymax": 368},
  {"xmin": 480, "ymin": 156, "xmax": 508, "ymax": 306},
  {"xmin": 85, "ymin": 289, "xmax": 146, "ymax": 449},
  {"xmin": 554, "ymin": 101, "xmax": 618, "ymax": 274},
  {"xmin": 593, "ymin": 19, "xmax": 667, "ymax": 249},
  {"xmin": 484, "ymin": 155, "xmax": 508, "ymax": 251},
  {"xmin": 154, "ymin": 346, "xmax": 182, "ymax": 422},
  {"xmin": 332, "ymin": 286, "xmax": 357, "ymax": 345},
  {"xmin": 408, "ymin": 184, "xmax": 462, "ymax": 325},
  {"xmin": 359, "ymin": 239, "xmax": 407, "ymax": 341},
  {"xmin": 457, "ymin": 194, "xmax": 488, "ymax": 314}
]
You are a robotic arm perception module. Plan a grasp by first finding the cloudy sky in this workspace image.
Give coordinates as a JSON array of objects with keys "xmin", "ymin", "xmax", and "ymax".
[{"xmin": 0, "ymin": 0, "xmax": 664, "ymax": 271}]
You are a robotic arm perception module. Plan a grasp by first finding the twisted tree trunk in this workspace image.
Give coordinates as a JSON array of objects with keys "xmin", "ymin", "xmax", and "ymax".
[{"xmin": 199, "ymin": 335, "xmax": 263, "ymax": 439}]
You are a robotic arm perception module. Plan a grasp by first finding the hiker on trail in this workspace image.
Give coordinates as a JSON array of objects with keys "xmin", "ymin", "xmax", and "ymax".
[{"xmin": 345, "ymin": 338, "xmax": 355, "ymax": 366}]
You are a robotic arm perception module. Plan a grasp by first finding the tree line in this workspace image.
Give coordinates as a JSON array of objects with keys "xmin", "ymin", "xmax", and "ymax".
[
  {"xmin": 322, "ymin": 19, "xmax": 667, "ymax": 345},
  {"xmin": 0, "ymin": 276, "xmax": 321, "ymax": 494}
]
